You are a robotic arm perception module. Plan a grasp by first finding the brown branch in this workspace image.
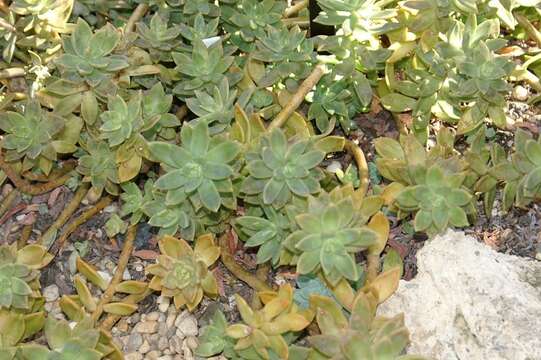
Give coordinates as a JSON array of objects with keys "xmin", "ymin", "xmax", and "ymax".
[
  {"xmin": 0, "ymin": 1, "xmax": 8, "ymax": 14},
  {"xmin": 267, "ymin": 63, "xmax": 326, "ymax": 131},
  {"xmin": 125, "ymin": 4, "xmax": 148, "ymax": 33},
  {"xmin": 38, "ymin": 183, "xmax": 90, "ymax": 248},
  {"xmin": 100, "ymin": 288, "xmax": 153, "ymax": 331},
  {"xmin": 0, "ymin": 154, "xmax": 76, "ymax": 195},
  {"xmin": 92, "ymin": 225, "xmax": 137, "ymax": 322},
  {"xmin": 50, "ymin": 196, "xmax": 112, "ymax": 256},
  {"xmin": 284, "ymin": 0, "xmax": 308, "ymax": 18},
  {"xmin": 0, "ymin": 190, "xmax": 18, "ymax": 219},
  {"xmin": 218, "ymin": 235, "xmax": 272, "ymax": 293},
  {"xmin": 344, "ymin": 140, "xmax": 369, "ymax": 199}
]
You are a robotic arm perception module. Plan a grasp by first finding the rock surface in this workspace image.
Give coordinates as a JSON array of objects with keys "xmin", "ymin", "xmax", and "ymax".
[{"xmin": 379, "ymin": 230, "xmax": 541, "ymax": 360}]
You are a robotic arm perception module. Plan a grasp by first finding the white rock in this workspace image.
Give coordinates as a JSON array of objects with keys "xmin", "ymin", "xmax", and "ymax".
[
  {"xmin": 139, "ymin": 340, "xmax": 151, "ymax": 354},
  {"xmin": 97, "ymin": 270, "xmax": 112, "ymax": 286},
  {"xmin": 512, "ymin": 85, "xmax": 529, "ymax": 101},
  {"xmin": 326, "ymin": 160, "xmax": 342, "ymax": 174},
  {"xmin": 43, "ymin": 284, "xmax": 59, "ymax": 302},
  {"xmin": 124, "ymin": 353, "xmax": 142, "ymax": 360},
  {"xmin": 175, "ymin": 311, "xmax": 198, "ymax": 337},
  {"xmin": 146, "ymin": 311, "xmax": 160, "ymax": 321},
  {"xmin": 133, "ymin": 321, "xmax": 158, "ymax": 334},
  {"xmin": 166, "ymin": 312, "xmax": 177, "ymax": 329},
  {"xmin": 157, "ymin": 296, "xmax": 170, "ymax": 313},
  {"xmin": 378, "ymin": 230, "xmax": 541, "ymax": 360}
]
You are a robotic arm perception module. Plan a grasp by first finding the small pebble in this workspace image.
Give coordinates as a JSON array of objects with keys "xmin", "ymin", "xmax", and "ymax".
[
  {"xmin": 169, "ymin": 336, "xmax": 183, "ymax": 354},
  {"xmin": 146, "ymin": 311, "xmax": 160, "ymax": 321},
  {"xmin": 146, "ymin": 350, "xmax": 161, "ymax": 360},
  {"xmin": 158, "ymin": 337, "xmax": 169, "ymax": 351},
  {"xmin": 185, "ymin": 336, "xmax": 198, "ymax": 350},
  {"xmin": 512, "ymin": 85, "xmax": 529, "ymax": 101},
  {"xmin": 326, "ymin": 160, "xmax": 342, "ymax": 174},
  {"xmin": 133, "ymin": 321, "xmax": 158, "ymax": 334},
  {"xmin": 125, "ymin": 333, "xmax": 142, "ymax": 352},
  {"xmin": 124, "ymin": 353, "xmax": 142, "ymax": 360},
  {"xmin": 175, "ymin": 311, "xmax": 198, "ymax": 337},
  {"xmin": 43, "ymin": 285, "xmax": 59, "ymax": 302},
  {"xmin": 157, "ymin": 296, "xmax": 170, "ymax": 313},
  {"xmin": 139, "ymin": 340, "xmax": 151, "ymax": 354}
]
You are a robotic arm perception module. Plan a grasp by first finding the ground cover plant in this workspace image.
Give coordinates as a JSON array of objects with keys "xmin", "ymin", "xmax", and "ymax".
[{"xmin": 0, "ymin": 0, "xmax": 540, "ymax": 358}]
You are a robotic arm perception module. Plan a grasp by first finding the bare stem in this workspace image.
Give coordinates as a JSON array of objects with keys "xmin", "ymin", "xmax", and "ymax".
[
  {"xmin": 50, "ymin": 196, "xmax": 113, "ymax": 256},
  {"xmin": 344, "ymin": 140, "xmax": 369, "ymax": 199},
  {"xmin": 0, "ymin": 68, "xmax": 25, "ymax": 80},
  {"xmin": 39, "ymin": 183, "xmax": 90, "ymax": 249},
  {"xmin": 219, "ymin": 235, "xmax": 272, "ymax": 292},
  {"xmin": 267, "ymin": 63, "xmax": 326, "ymax": 131},
  {"xmin": 125, "ymin": 4, "xmax": 148, "ymax": 33},
  {"xmin": 92, "ymin": 225, "xmax": 137, "ymax": 322},
  {"xmin": 515, "ymin": 13, "xmax": 541, "ymax": 48},
  {"xmin": 365, "ymin": 254, "xmax": 380, "ymax": 283},
  {"xmin": 284, "ymin": 0, "xmax": 308, "ymax": 18},
  {"xmin": 0, "ymin": 153, "xmax": 76, "ymax": 195},
  {"xmin": 18, "ymin": 224, "xmax": 32, "ymax": 249}
]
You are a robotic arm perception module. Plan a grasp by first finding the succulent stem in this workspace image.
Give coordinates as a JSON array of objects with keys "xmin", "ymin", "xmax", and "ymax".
[
  {"xmin": 282, "ymin": 17, "xmax": 310, "ymax": 28},
  {"xmin": 92, "ymin": 225, "xmax": 137, "ymax": 323},
  {"xmin": 175, "ymin": 104, "xmax": 188, "ymax": 122},
  {"xmin": 0, "ymin": 152, "xmax": 76, "ymax": 195},
  {"xmin": 515, "ymin": 13, "xmax": 541, "ymax": 48},
  {"xmin": 0, "ymin": 67, "xmax": 25, "ymax": 79},
  {"xmin": 18, "ymin": 224, "xmax": 33, "ymax": 249},
  {"xmin": 125, "ymin": 4, "xmax": 149, "ymax": 33},
  {"xmin": 366, "ymin": 254, "xmax": 380, "ymax": 283},
  {"xmin": 100, "ymin": 288, "xmax": 153, "ymax": 331},
  {"xmin": 284, "ymin": 0, "xmax": 308, "ymax": 18},
  {"xmin": 39, "ymin": 183, "xmax": 90, "ymax": 248},
  {"xmin": 50, "ymin": 196, "xmax": 113, "ymax": 256},
  {"xmin": 344, "ymin": 140, "xmax": 369, "ymax": 199},
  {"xmin": 267, "ymin": 63, "xmax": 327, "ymax": 131},
  {"xmin": 0, "ymin": 190, "xmax": 18, "ymax": 219},
  {"xmin": 218, "ymin": 234, "xmax": 273, "ymax": 292}
]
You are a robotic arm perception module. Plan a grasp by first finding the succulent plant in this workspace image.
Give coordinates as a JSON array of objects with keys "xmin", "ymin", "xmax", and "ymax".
[
  {"xmin": 99, "ymin": 94, "xmax": 143, "ymax": 147},
  {"xmin": 10, "ymin": 0, "xmax": 73, "ymax": 30},
  {"xmin": 195, "ymin": 309, "xmax": 236, "ymax": 358},
  {"xmin": 315, "ymin": 0, "xmax": 399, "ymax": 47},
  {"xmin": 147, "ymin": 234, "xmax": 220, "ymax": 310},
  {"xmin": 221, "ymin": 0, "xmax": 285, "ymax": 51},
  {"xmin": 16, "ymin": 316, "xmax": 122, "ymax": 359},
  {"xmin": 149, "ymin": 121, "xmax": 241, "ymax": 212},
  {"xmin": 235, "ymin": 205, "xmax": 299, "ymax": 266},
  {"xmin": 396, "ymin": 164, "xmax": 473, "ymax": 236},
  {"xmin": 185, "ymin": 78, "xmax": 237, "ymax": 133},
  {"xmin": 172, "ymin": 39, "xmax": 240, "ymax": 99},
  {"xmin": 179, "ymin": 14, "xmax": 219, "ymax": 43},
  {"xmin": 0, "ymin": 308, "xmax": 45, "ymax": 357},
  {"xmin": 0, "ymin": 244, "xmax": 52, "ymax": 310},
  {"xmin": 489, "ymin": 129, "xmax": 541, "ymax": 210},
  {"xmin": 226, "ymin": 284, "xmax": 311, "ymax": 359},
  {"xmin": 251, "ymin": 25, "xmax": 315, "ymax": 87},
  {"xmin": 77, "ymin": 139, "xmax": 120, "ymax": 197},
  {"xmin": 135, "ymin": 12, "xmax": 183, "ymax": 61},
  {"xmin": 307, "ymin": 291, "xmax": 421, "ymax": 359},
  {"xmin": 284, "ymin": 186, "xmax": 379, "ymax": 286},
  {"xmin": 55, "ymin": 19, "xmax": 129, "ymax": 88},
  {"xmin": 0, "ymin": 100, "xmax": 80, "ymax": 174},
  {"xmin": 241, "ymin": 129, "xmax": 325, "ymax": 208}
]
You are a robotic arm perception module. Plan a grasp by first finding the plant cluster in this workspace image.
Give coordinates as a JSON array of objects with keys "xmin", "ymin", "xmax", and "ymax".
[{"xmin": 0, "ymin": 0, "xmax": 540, "ymax": 358}]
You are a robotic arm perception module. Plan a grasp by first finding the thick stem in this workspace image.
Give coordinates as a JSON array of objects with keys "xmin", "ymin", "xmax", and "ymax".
[
  {"xmin": 49, "ymin": 196, "xmax": 112, "ymax": 256},
  {"xmin": 92, "ymin": 225, "xmax": 137, "ymax": 322},
  {"xmin": 344, "ymin": 140, "xmax": 369, "ymax": 199},
  {"xmin": 0, "ymin": 68, "xmax": 25, "ymax": 80},
  {"xmin": 365, "ymin": 254, "xmax": 380, "ymax": 283},
  {"xmin": 267, "ymin": 64, "xmax": 326, "ymax": 131},
  {"xmin": 125, "ymin": 4, "xmax": 148, "ymax": 33},
  {"xmin": 284, "ymin": 0, "xmax": 308, "ymax": 18},
  {"xmin": 18, "ymin": 224, "xmax": 33, "ymax": 249},
  {"xmin": 515, "ymin": 13, "xmax": 541, "ymax": 48},
  {"xmin": 175, "ymin": 104, "xmax": 188, "ymax": 122},
  {"xmin": 219, "ymin": 235, "xmax": 272, "ymax": 292},
  {"xmin": 0, "ymin": 154, "xmax": 76, "ymax": 195},
  {"xmin": 282, "ymin": 17, "xmax": 310, "ymax": 28},
  {"xmin": 0, "ymin": 190, "xmax": 18, "ymax": 219},
  {"xmin": 100, "ymin": 288, "xmax": 153, "ymax": 331},
  {"xmin": 38, "ymin": 183, "xmax": 90, "ymax": 248}
]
